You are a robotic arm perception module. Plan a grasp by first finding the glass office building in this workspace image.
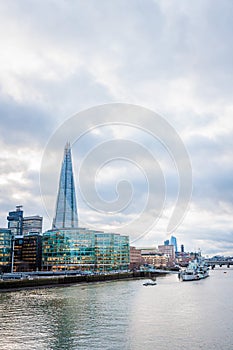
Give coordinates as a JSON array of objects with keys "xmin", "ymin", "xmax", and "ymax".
[
  {"xmin": 42, "ymin": 229, "xmax": 129, "ymax": 272},
  {"xmin": 42, "ymin": 228, "xmax": 96, "ymax": 271},
  {"xmin": 42, "ymin": 143, "xmax": 130, "ymax": 272},
  {"xmin": 53, "ymin": 142, "xmax": 78, "ymax": 229},
  {"xmin": 170, "ymin": 235, "xmax": 178, "ymax": 253},
  {"xmin": 7, "ymin": 206, "xmax": 24, "ymax": 237},
  {"xmin": 21, "ymin": 234, "xmax": 42, "ymax": 271},
  {"xmin": 0, "ymin": 228, "xmax": 12, "ymax": 273},
  {"xmin": 95, "ymin": 233, "xmax": 129, "ymax": 271}
]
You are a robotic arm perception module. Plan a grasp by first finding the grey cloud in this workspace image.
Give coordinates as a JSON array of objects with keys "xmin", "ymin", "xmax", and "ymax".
[
  {"xmin": 0, "ymin": 95, "xmax": 54, "ymax": 146},
  {"xmin": 0, "ymin": 0, "xmax": 233, "ymax": 254}
]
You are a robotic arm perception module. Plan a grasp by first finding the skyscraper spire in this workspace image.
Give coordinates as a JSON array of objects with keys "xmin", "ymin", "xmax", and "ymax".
[{"xmin": 53, "ymin": 142, "xmax": 78, "ymax": 229}]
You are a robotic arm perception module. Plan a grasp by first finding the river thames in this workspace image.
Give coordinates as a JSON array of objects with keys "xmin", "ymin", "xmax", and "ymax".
[{"xmin": 0, "ymin": 267, "xmax": 232, "ymax": 350}]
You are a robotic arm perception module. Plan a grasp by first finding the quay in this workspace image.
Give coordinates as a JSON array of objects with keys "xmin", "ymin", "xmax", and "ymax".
[{"xmin": 0, "ymin": 270, "xmax": 167, "ymax": 291}]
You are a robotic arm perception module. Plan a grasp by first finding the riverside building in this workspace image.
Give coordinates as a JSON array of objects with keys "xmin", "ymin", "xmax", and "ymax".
[
  {"xmin": 0, "ymin": 228, "xmax": 12, "ymax": 273},
  {"xmin": 42, "ymin": 228, "xmax": 96, "ymax": 271},
  {"xmin": 42, "ymin": 142, "xmax": 130, "ymax": 272},
  {"xmin": 95, "ymin": 233, "xmax": 129, "ymax": 271},
  {"xmin": 6, "ymin": 206, "xmax": 43, "ymax": 272},
  {"xmin": 21, "ymin": 234, "xmax": 42, "ymax": 272},
  {"xmin": 129, "ymin": 246, "xmax": 143, "ymax": 270}
]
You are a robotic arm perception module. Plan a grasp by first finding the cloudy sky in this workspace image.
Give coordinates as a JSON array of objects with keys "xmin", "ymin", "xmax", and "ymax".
[{"xmin": 0, "ymin": 0, "xmax": 233, "ymax": 255}]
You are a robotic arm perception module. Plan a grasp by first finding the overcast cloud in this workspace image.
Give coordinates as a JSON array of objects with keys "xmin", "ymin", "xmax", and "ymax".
[{"xmin": 0, "ymin": 0, "xmax": 233, "ymax": 255}]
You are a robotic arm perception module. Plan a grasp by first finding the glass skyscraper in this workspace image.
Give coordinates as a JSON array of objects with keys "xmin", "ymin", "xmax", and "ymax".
[
  {"xmin": 42, "ymin": 142, "xmax": 130, "ymax": 272},
  {"xmin": 170, "ymin": 235, "xmax": 178, "ymax": 253},
  {"xmin": 7, "ymin": 206, "xmax": 24, "ymax": 237},
  {"xmin": 53, "ymin": 142, "xmax": 78, "ymax": 229},
  {"xmin": 43, "ymin": 143, "xmax": 95, "ymax": 271}
]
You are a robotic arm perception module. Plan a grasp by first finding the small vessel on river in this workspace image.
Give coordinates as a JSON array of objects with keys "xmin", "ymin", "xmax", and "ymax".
[{"xmin": 143, "ymin": 280, "xmax": 157, "ymax": 286}]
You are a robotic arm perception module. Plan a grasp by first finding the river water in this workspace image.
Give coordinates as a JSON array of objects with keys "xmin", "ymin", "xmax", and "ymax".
[{"xmin": 0, "ymin": 267, "xmax": 232, "ymax": 350}]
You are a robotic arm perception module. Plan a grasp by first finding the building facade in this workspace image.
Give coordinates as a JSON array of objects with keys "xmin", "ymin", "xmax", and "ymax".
[
  {"xmin": 12, "ymin": 234, "xmax": 42, "ymax": 272},
  {"xmin": 42, "ymin": 228, "xmax": 96, "ymax": 271},
  {"xmin": 21, "ymin": 234, "xmax": 42, "ymax": 271},
  {"xmin": 141, "ymin": 252, "xmax": 167, "ymax": 268},
  {"xmin": 158, "ymin": 244, "xmax": 175, "ymax": 266},
  {"xmin": 42, "ymin": 229, "xmax": 130, "ymax": 272},
  {"xmin": 7, "ymin": 206, "xmax": 24, "ymax": 237},
  {"xmin": 95, "ymin": 233, "xmax": 129, "ymax": 271},
  {"xmin": 0, "ymin": 228, "xmax": 12, "ymax": 273},
  {"xmin": 53, "ymin": 142, "xmax": 78, "ymax": 229},
  {"xmin": 23, "ymin": 216, "xmax": 43, "ymax": 236},
  {"xmin": 13, "ymin": 237, "xmax": 24, "ymax": 272},
  {"xmin": 129, "ymin": 246, "xmax": 142, "ymax": 270},
  {"xmin": 170, "ymin": 235, "xmax": 178, "ymax": 253},
  {"xmin": 42, "ymin": 143, "xmax": 129, "ymax": 272}
]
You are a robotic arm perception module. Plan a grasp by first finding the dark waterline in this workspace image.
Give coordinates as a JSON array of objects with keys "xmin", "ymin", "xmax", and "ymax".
[{"xmin": 0, "ymin": 268, "xmax": 232, "ymax": 350}]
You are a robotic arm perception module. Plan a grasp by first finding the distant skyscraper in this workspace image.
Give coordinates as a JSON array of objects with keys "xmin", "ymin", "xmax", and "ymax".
[
  {"xmin": 53, "ymin": 142, "xmax": 78, "ymax": 229},
  {"xmin": 164, "ymin": 239, "xmax": 169, "ymax": 246},
  {"xmin": 170, "ymin": 235, "xmax": 178, "ymax": 253},
  {"xmin": 23, "ymin": 215, "xmax": 43, "ymax": 236},
  {"xmin": 7, "ymin": 205, "xmax": 24, "ymax": 237}
]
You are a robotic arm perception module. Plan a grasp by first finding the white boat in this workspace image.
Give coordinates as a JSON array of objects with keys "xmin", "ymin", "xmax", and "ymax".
[
  {"xmin": 179, "ymin": 258, "xmax": 209, "ymax": 281},
  {"xmin": 143, "ymin": 280, "xmax": 157, "ymax": 286}
]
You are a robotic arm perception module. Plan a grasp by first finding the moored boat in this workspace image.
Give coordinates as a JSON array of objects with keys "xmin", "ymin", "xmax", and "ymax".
[{"xmin": 179, "ymin": 257, "xmax": 209, "ymax": 281}]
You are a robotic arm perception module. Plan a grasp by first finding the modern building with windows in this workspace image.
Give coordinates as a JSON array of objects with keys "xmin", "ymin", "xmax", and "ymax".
[
  {"xmin": 141, "ymin": 252, "xmax": 167, "ymax": 268},
  {"xmin": 7, "ymin": 205, "xmax": 24, "ymax": 237},
  {"xmin": 95, "ymin": 233, "xmax": 129, "ymax": 271},
  {"xmin": 42, "ymin": 142, "xmax": 87, "ymax": 271},
  {"xmin": 42, "ymin": 143, "xmax": 130, "ymax": 272},
  {"xmin": 113, "ymin": 233, "xmax": 129, "ymax": 270},
  {"xmin": 130, "ymin": 246, "xmax": 142, "ymax": 270},
  {"xmin": 170, "ymin": 235, "xmax": 178, "ymax": 253},
  {"xmin": 6, "ymin": 206, "xmax": 43, "ymax": 272},
  {"xmin": 11, "ymin": 234, "xmax": 42, "ymax": 272},
  {"xmin": 12, "ymin": 237, "xmax": 24, "ymax": 272},
  {"xmin": 158, "ymin": 244, "xmax": 175, "ymax": 266},
  {"xmin": 23, "ymin": 216, "xmax": 43, "ymax": 236},
  {"xmin": 21, "ymin": 234, "xmax": 42, "ymax": 272},
  {"xmin": 42, "ymin": 228, "xmax": 96, "ymax": 271},
  {"xmin": 52, "ymin": 142, "xmax": 78, "ymax": 229},
  {"xmin": 0, "ymin": 228, "xmax": 12, "ymax": 273}
]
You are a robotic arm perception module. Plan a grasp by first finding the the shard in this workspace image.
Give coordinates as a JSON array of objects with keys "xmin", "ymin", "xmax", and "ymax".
[{"xmin": 52, "ymin": 142, "xmax": 78, "ymax": 229}]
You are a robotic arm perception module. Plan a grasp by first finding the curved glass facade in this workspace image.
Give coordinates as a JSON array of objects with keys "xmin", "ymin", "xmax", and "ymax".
[
  {"xmin": 42, "ymin": 228, "xmax": 96, "ymax": 271},
  {"xmin": 42, "ymin": 229, "xmax": 129, "ymax": 272}
]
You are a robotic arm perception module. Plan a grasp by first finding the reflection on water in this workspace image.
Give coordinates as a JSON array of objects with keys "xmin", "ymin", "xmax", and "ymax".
[{"xmin": 0, "ymin": 268, "xmax": 233, "ymax": 350}]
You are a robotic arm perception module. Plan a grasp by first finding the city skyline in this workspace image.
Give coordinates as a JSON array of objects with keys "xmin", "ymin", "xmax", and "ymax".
[{"xmin": 0, "ymin": 1, "xmax": 233, "ymax": 255}]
